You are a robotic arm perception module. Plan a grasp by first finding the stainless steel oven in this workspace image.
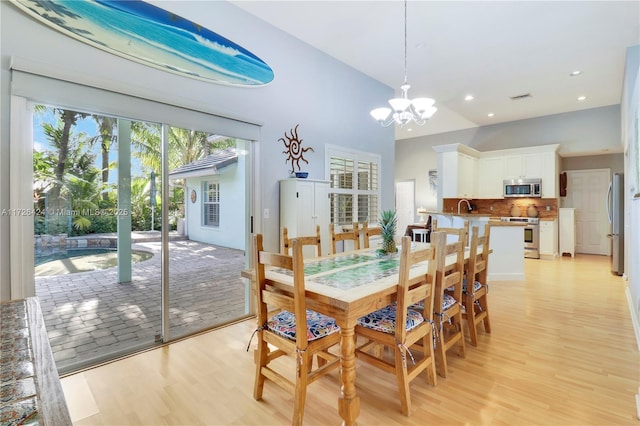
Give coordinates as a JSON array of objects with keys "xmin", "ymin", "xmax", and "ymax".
[{"xmin": 500, "ymin": 217, "xmax": 540, "ymax": 258}]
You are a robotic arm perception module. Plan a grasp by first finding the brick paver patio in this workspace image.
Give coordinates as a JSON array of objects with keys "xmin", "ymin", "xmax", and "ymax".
[{"xmin": 35, "ymin": 235, "xmax": 248, "ymax": 373}]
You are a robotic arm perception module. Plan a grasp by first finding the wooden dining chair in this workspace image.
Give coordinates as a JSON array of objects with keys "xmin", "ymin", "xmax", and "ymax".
[
  {"xmin": 362, "ymin": 220, "xmax": 382, "ymax": 249},
  {"xmin": 329, "ymin": 222, "xmax": 360, "ymax": 254},
  {"xmin": 432, "ymin": 219, "xmax": 470, "ymax": 247},
  {"xmin": 409, "ymin": 228, "xmax": 466, "ymax": 378},
  {"xmin": 354, "ymin": 233, "xmax": 441, "ymax": 416},
  {"xmin": 463, "ymin": 224, "xmax": 492, "ymax": 346},
  {"xmin": 281, "ymin": 225, "xmax": 322, "ymax": 257},
  {"xmin": 251, "ymin": 234, "xmax": 341, "ymax": 425},
  {"xmin": 433, "ymin": 228, "xmax": 466, "ymax": 376}
]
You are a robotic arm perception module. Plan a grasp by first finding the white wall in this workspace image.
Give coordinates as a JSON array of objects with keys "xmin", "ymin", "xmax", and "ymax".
[
  {"xmin": 185, "ymin": 160, "xmax": 245, "ymax": 250},
  {"xmin": 0, "ymin": 1, "xmax": 395, "ymax": 299},
  {"xmin": 621, "ymin": 45, "xmax": 640, "ymax": 341}
]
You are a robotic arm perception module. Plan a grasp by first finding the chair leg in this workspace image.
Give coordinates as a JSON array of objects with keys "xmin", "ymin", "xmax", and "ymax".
[
  {"xmin": 434, "ymin": 318, "xmax": 448, "ymax": 378},
  {"xmin": 465, "ymin": 295, "xmax": 479, "ymax": 347},
  {"xmin": 292, "ymin": 352, "xmax": 310, "ymax": 426},
  {"xmin": 454, "ymin": 312, "xmax": 466, "ymax": 357},
  {"xmin": 425, "ymin": 333, "xmax": 437, "ymax": 386},
  {"xmin": 253, "ymin": 336, "xmax": 268, "ymax": 400},
  {"xmin": 394, "ymin": 344, "xmax": 412, "ymax": 416},
  {"xmin": 478, "ymin": 295, "xmax": 491, "ymax": 333}
]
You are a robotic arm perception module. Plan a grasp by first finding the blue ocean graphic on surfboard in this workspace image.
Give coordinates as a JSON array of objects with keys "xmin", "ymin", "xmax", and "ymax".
[{"xmin": 12, "ymin": 0, "xmax": 275, "ymax": 86}]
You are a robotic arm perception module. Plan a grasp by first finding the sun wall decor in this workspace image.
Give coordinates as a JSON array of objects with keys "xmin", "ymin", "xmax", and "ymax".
[{"xmin": 279, "ymin": 124, "xmax": 314, "ymax": 175}]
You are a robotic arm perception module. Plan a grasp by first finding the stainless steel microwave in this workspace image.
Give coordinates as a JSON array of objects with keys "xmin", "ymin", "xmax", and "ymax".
[{"xmin": 503, "ymin": 178, "xmax": 542, "ymax": 198}]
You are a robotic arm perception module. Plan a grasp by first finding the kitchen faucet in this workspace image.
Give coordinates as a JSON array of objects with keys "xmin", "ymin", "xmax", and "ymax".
[{"xmin": 457, "ymin": 199, "xmax": 472, "ymax": 214}]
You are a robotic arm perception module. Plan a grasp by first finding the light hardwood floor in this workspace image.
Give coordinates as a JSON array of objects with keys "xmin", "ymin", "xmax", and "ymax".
[{"xmin": 61, "ymin": 254, "xmax": 639, "ymax": 425}]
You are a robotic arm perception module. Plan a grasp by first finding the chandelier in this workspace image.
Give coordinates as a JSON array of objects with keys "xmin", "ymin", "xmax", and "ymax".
[{"xmin": 370, "ymin": 0, "xmax": 437, "ymax": 127}]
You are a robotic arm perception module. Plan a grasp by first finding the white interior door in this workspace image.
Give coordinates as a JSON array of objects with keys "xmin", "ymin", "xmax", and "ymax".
[
  {"xmin": 395, "ymin": 180, "xmax": 415, "ymax": 238},
  {"xmin": 563, "ymin": 169, "xmax": 610, "ymax": 255}
]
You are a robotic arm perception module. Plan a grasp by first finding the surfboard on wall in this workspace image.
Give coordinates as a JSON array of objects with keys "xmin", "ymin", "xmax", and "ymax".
[{"xmin": 11, "ymin": 0, "xmax": 275, "ymax": 87}]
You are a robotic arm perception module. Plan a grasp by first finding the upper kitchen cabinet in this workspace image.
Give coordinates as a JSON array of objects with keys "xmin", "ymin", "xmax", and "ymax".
[
  {"xmin": 493, "ymin": 144, "xmax": 559, "ymax": 198},
  {"xmin": 477, "ymin": 156, "xmax": 505, "ymax": 198},
  {"xmin": 433, "ymin": 144, "xmax": 479, "ymax": 199},
  {"xmin": 433, "ymin": 143, "xmax": 559, "ymax": 204},
  {"xmin": 540, "ymin": 150, "xmax": 558, "ymax": 198},
  {"xmin": 504, "ymin": 153, "xmax": 544, "ymax": 180}
]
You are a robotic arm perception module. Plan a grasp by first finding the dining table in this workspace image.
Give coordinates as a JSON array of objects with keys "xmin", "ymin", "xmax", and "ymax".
[{"xmin": 243, "ymin": 241, "xmax": 472, "ymax": 425}]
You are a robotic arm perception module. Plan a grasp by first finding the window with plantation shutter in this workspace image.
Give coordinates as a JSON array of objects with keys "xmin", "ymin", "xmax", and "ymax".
[
  {"xmin": 326, "ymin": 147, "xmax": 381, "ymax": 226},
  {"xmin": 203, "ymin": 181, "xmax": 220, "ymax": 227}
]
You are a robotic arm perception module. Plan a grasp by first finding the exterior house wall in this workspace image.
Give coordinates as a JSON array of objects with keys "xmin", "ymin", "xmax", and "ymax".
[
  {"xmin": 0, "ymin": 1, "xmax": 394, "ymax": 299},
  {"xmin": 184, "ymin": 159, "xmax": 246, "ymax": 251}
]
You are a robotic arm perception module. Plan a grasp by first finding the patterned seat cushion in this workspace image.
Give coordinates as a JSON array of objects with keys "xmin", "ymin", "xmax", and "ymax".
[
  {"xmin": 446, "ymin": 278, "xmax": 483, "ymax": 293},
  {"xmin": 357, "ymin": 304, "xmax": 424, "ymax": 334},
  {"xmin": 409, "ymin": 293, "xmax": 456, "ymax": 312},
  {"xmin": 463, "ymin": 278, "xmax": 483, "ymax": 293},
  {"xmin": 267, "ymin": 310, "xmax": 340, "ymax": 341}
]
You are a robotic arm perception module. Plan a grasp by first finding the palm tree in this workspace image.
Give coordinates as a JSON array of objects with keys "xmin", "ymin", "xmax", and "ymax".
[
  {"xmin": 90, "ymin": 115, "xmax": 117, "ymax": 200},
  {"xmin": 47, "ymin": 109, "xmax": 87, "ymax": 208}
]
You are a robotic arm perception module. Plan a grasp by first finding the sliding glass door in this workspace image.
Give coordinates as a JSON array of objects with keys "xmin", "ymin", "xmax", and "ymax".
[{"xmin": 28, "ymin": 103, "xmax": 251, "ymax": 373}]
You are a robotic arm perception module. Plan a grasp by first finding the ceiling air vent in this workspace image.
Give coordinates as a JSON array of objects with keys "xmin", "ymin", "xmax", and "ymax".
[{"xmin": 510, "ymin": 93, "xmax": 532, "ymax": 100}]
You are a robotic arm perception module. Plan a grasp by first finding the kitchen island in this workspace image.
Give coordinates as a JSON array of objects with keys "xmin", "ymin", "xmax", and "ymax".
[
  {"xmin": 428, "ymin": 212, "xmax": 525, "ymax": 281},
  {"xmin": 487, "ymin": 221, "xmax": 526, "ymax": 281},
  {"xmin": 428, "ymin": 212, "xmax": 491, "ymax": 245}
]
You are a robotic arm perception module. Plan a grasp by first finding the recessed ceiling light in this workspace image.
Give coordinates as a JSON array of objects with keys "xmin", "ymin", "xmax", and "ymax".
[
  {"xmin": 464, "ymin": 94, "xmax": 474, "ymax": 101},
  {"xmin": 577, "ymin": 95, "xmax": 587, "ymax": 101},
  {"xmin": 570, "ymin": 70, "xmax": 582, "ymax": 76},
  {"xmin": 407, "ymin": 128, "xmax": 413, "ymax": 132},
  {"xmin": 488, "ymin": 113, "xmax": 495, "ymax": 117}
]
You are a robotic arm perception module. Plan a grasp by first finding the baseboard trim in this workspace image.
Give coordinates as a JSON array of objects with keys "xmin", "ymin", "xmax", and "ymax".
[
  {"xmin": 487, "ymin": 272, "xmax": 525, "ymax": 281},
  {"xmin": 625, "ymin": 287, "xmax": 640, "ymax": 352}
]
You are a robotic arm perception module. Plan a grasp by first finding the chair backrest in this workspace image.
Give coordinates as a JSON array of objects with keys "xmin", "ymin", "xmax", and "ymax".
[
  {"xmin": 432, "ymin": 219, "xmax": 470, "ymax": 247},
  {"xmin": 434, "ymin": 228, "xmax": 465, "ymax": 310},
  {"xmin": 329, "ymin": 222, "xmax": 360, "ymax": 254},
  {"xmin": 281, "ymin": 225, "xmax": 322, "ymax": 257},
  {"xmin": 254, "ymin": 234, "xmax": 308, "ymax": 349},
  {"xmin": 395, "ymin": 233, "xmax": 439, "ymax": 343},
  {"xmin": 362, "ymin": 221, "xmax": 382, "ymax": 249},
  {"xmin": 467, "ymin": 224, "xmax": 491, "ymax": 285}
]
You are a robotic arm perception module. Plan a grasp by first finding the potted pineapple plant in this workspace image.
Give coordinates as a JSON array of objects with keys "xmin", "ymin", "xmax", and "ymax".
[{"xmin": 377, "ymin": 209, "xmax": 398, "ymax": 256}]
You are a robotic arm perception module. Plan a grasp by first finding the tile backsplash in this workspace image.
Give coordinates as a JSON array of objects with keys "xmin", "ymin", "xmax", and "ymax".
[{"xmin": 442, "ymin": 198, "xmax": 558, "ymax": 219}]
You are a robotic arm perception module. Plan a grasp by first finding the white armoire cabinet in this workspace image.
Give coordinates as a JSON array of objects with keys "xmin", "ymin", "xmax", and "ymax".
[
  {"xmin": 280, "ymin": 179, "xmax": 330, "ymax": 257},
  {"xmin": 559, "ymin": 208, "xmax": 575, "ymax": 257}
]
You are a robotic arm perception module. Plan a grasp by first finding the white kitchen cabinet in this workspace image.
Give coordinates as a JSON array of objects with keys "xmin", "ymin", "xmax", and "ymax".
[
  {"xmin": 539, "ymin": 219, "xmax": 558, "ymax": 259},
  {"xmin": 540, "ymin": 150, "xmax": 558, "ymax": 198},
  {"xmin": 559, "ymin": 208, "xmax": 575, "ymax": 257},
  {"xmin": 436, "ymin": 147, "xmax": 478, "ymax": 199},
  {"xmin": 504, "ymin": 153, "xmax": 543, "ymax": 180},
  {"xmin": 458, "ymin": 153, "xmax": 478, "ymax": 198},
  {"xmin": 280, "ymin": 179, "xmax": 330, "ymax": 257},
  {"xmin": 478, "ymin": 156, "xmax": 505, "ymax": 198}
]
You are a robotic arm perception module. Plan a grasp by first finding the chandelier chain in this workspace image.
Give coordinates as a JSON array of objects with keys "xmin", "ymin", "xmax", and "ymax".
[
  {"xmin": 403, "ymin": 0, "xmax": 408, "ymax": 85},
  {"xmin": 369, "ymin": 0, "xmax": 437, "ymax": 127}
]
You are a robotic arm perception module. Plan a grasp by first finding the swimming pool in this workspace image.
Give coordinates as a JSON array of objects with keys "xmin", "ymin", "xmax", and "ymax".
[{"xmin": 35, "ymin": 248, "xmax": 153, "ymax": 276}]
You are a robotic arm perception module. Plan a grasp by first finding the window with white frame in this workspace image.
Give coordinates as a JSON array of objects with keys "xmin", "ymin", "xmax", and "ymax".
[
  {"xmin": 203, "ymin": 181, "xmax": 220, "ymax": 227},
  {"xmin": 326, "ymin": 146, "xmax": 380, "ymax": 225}
]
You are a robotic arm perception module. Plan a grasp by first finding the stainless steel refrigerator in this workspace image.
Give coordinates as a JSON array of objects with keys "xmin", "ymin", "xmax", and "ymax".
[{"xmin": 606, "ymin": 173, "xmax": 624, "ymax": 276}]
